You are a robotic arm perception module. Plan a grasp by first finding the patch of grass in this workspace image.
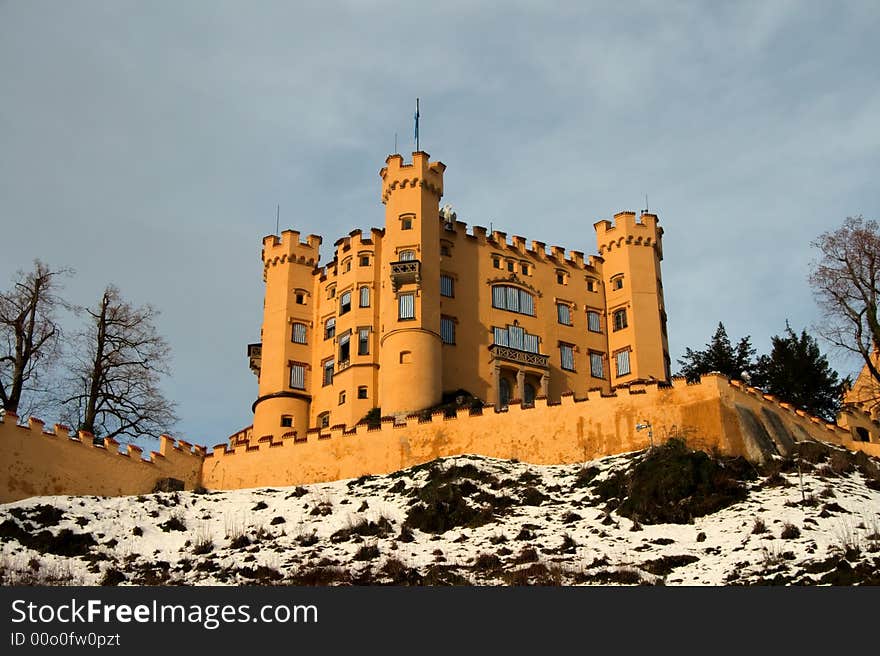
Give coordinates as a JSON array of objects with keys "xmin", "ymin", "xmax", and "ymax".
[
  {"xmin": 269, "ymin": 516, "xmax": 285, "ymax": 525},
  {"xmin": 573, "ymin": 466, "xmax": 600, "ymax": 488},
  {"xmin": 752, "ymin": 518, "xmax": 767, "ymax": 534},
  {"xmin": 100, "ymin": 569, "xmax": 126, "ymax": 586},
  {"xmin": 473, "ymin": 553, "xmax": 503, "ymax": 572},
  {"xmin": 8, "ymin": 504, "xmax": 65, "ymax": 528},
  {"xmin": 159, "ymin": 515, "xmax": 187, "ymax": 532},
  {"xmin": 331, "ymin": 516, "xmax": 394, "ymax": 543},
  {"xmin": 252, "ymin": 501, "xmax": 268, "ymax": 511},
  {"xmin": 0, "ymin": 520, "xmax": 96, "ymax": 557},
  {"xmin": 513, "ymin": 547, "xmax": 539, "ymax": 564},
  {"xmin": 639, "ymin": 554, "xmax": 699, "ymax": 576},
  {"xmin": 229, "ymin": 534, "xmax": 251, "ymax": 549},
  {"xmin": 502, "ymin": 563, "xmax": 563, "ymax": 586},
  {"xmin": 353, "ymin": 544, "xmax": 380, "ymax": 561}
]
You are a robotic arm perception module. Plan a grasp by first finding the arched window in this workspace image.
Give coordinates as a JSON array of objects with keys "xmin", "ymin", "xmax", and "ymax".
[
  {"xmin": 491, "ymin": 285, "xmax": 535, "ymax": 316},
  {"xmin": 399, "ymin": 249, "xmax": 416, "ymax": 261}
]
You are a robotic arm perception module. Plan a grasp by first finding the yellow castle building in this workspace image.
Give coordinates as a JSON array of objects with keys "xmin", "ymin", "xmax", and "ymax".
[{"xmin": 247, "ymin": 151, "xmax": 671, "ymax": 442}]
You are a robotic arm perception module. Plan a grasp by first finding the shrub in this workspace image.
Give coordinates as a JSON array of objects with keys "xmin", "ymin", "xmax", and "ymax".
[
  {"xmin": 780, "ymin": 523, "xmax": 800, "ymax": 540},
  {"xmin": 159, "ymin": 515, "xmax": 186, "ymax": 532},
  {"xmin": 752, "ymin": 518, "xmax": 767, "ymax": 534},
  {"xmin": 473, "ymin": 553, "xmax": 503, "ymax": 571},
  {"xmin": 353, "ymin": 544, "xmax": 380, "ymax": 561}
]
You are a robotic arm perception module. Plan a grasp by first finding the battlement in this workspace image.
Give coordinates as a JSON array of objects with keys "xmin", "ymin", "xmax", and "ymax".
[
  {"xmin": 262, "ymin": 230, "xmax": 322, "ymax": 269},
  {"xmin": 380, "ymin": 151, "xmax": 445, "ymax": 204},
  {"xmin": 330, "ymin": 228, "xmax": 382, "ymax": 263},
  {"xmin": 594, "ymin": 211, "xmax": 663, "ymax": 256}
]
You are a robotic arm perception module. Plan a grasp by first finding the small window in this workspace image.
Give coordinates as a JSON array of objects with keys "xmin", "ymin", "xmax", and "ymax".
[
  {"xmin": 360, "ymin": 255, "xmax": 370, "ymax": 267},
  {"xmin": 399, "ymin": 249, "xmax": 416, "ymax": 262},
  {"xmin": 612, "ymin": 275, "xmax": 624, "ymax": 290},
  {"xmin": 324, "ymin": 317, "xmax": 336, "ymax": 340},
  {"xmin": 613, "ymin": 309, "xmax": 627, "ymax": 332},
  {"xmin": 492, "ymin": 257, "xmax": 501, "ymax": 269},
  {"xmin": 318, "ymin": 412, "xmax": 330, "ymax": 428},
  {"xmin": 440, "ymin": 244, "xmax": 451, "ymax": 257},
  {"xmin": 616, "ymin": 349, "xmax": 631, "ymax": 377},
  {"xmin": 338, "ymin": 332, "xmax": 350, "ymax": 363},
  {"xmin": 339, "ymin": 391, "xmax": 346, "ymax": 405},
  {"xmin": 358, "ymin": 327, "xmax": 370, "ymax": 355},
  {"xmin": 359, "ymin": 286, "xmax": 370, "ymax": 307},
  {"xmin": 281, "ymin": 415, "xmax": 293, "ymax": 428},
  {"xmin": 339, "ymin": 291, "xmax": 352, "ymax": 315},
  {"xmin": 291, "ymin": 322, "xmax": 307, "ymax": 344},
  {"xmin": 440, "ymin": 274, "xmax": 454, "ymax": 298},
  {"xmin": 323, "ymin": 359, "xmax": 334, "ymax": 386},
  {"xmin": 343, "ymin": 259, "xmax": 351, "ymax": 273},
  {"xmin": 400, "ymin": 350, "xmax": 412, "ymax": 364},
  {"xmin": 586, "ymin": 279, "xmax": 596, "ymax": 292},
  {"xmin": 560, "ymin": 344, "xmax": 575, "ymax": 371},
  {"xmin": 557, "ymin": 303, "xmax": 572, "ymax": 326},
  {"xmin": 441, "ymin": 317, "xmax": 456, "ymax": 344},
  {"xmin": 401, "ymin": 217, "xmax": 413, "ymax": 230},
  {"xmin": 557, "ymin": 272, "xmax": 566, "ymax": 285},
  {"xmin": 328, "ymin": 286, "xmax": 336, "ymax": 299},
  {"xmin": 855, "ymin": 427, "xmax": 870, "ymax": 442},
  {"xmin": 587, "ymin": 310, "xmax": 601, "ymax": 333},
  {"xmin": 507, "ymin": 261, "xmax": 515, "ymax": 272},
  {"xmin": 357, "ymin": 386, "xmax": 368, "ymax": 399},
  {"xmin": 521, "ymin": 263, "xmax": 529, "ymax": 275},
  {"xmin": 590, "ymin": 352, "xmax": 604, "ymax": 379},
  {"xmin": 289, "ymin": 363, "xmax": 305, "ymax": 390},
  {"xmin": 295, "ymin": 293, "xmax": 305, "ymax": 305},
  {"xmin": 398, "ymin": 293, "xmax": 415, "ymax": 320}
]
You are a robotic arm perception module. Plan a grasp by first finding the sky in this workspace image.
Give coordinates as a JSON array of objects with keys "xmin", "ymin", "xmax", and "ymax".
[{"xmin": 1, "ymin": 1, "xmax": 878, "ymax": 448}]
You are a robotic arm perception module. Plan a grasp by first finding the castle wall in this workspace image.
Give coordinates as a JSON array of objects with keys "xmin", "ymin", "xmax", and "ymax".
[{"xmin": 0, "ymin": 414, "xmax": 204, "ymax": 503}]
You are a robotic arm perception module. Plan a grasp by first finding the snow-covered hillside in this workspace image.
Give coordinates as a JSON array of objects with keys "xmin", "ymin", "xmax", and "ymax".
[{"xmin": 2, "ymin": 439, "xmax": 879, "ymax": 585}]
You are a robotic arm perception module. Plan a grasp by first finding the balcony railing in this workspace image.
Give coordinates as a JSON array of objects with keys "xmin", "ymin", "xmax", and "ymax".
[
  {"xmin": 390, "ymin": 259, "xmax": 421, "ymax": 291},
  {"xmin": 489, "ymin": 344, "xmax": 549, "ymax": 368},
  {"xmin": 247, "ymin": 342, "xmax": 262, "ymax": 376}
]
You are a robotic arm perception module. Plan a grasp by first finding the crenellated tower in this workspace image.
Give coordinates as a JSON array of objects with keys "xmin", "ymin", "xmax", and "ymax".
[
  {"xmin": 377, "ymin": 152, "xmax": 446, "ymax": 415},
  {"xmin": 594, "ymin": 211, "xmax": 670, "ymax": 384},
  {"xmin": 251, "ymin": 230, "xmax": 322, "ymax": 440}
]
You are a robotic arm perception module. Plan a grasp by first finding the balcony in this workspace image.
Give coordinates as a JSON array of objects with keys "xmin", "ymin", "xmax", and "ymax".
[
  {"xmin": 390, "ymin": 259, "xmax": 421, "ymax": 291},
  {"xmin": 247, "ymin": 342, "xmax": 261, "ymax": 376},
  {"xmin": 489, "ymin": 344, "xmax": 549, "ymax": 369}
]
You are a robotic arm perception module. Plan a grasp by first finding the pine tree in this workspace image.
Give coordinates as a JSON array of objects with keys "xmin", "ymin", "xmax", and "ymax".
[
  {"xmin": 677, "ymin": 322, "xmax": 756, "ymax": 382},
  {"xmin": 751, "ymin": 323, "xmax": 841, "ymax": 421}
]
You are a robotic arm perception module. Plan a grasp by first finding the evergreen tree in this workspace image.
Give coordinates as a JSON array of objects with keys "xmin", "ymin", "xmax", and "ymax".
[
  {"xmin": 677, "ymin": 322, "xmax": 756, "ymax": 382},
  {"xmin": 751, "ymin": 323, "xmax": 841, "ymax": 421}
]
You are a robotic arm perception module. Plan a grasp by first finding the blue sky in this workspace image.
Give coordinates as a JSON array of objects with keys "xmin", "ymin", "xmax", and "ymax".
[{"xmin": 1, "ymin": 1, "xmax": 878, "ymax": 448}]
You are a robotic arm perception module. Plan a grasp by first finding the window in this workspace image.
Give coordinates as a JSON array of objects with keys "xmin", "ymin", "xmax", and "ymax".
[
  {"xmin": 560, "ymin": 343, "xmax": 575, "ymax": 371},
  {"xmin": 324, "ymin": 317, "xmax": 336, "ymax": 340},
  {"xmin": 360, "ymin": 255, "xmax": 370, "ymax": 267},
  {"xmin": 440, "ymin": 317, "xmax": 456, "ymax": 344},
  {"xmin": 318, "ymin": 412, "xmax": 330, "ymax": 428},
  {"xmin": 399, "ymin": 350, "xmax": 412, "ymax": 364},
  {"xmin": 343, "ymin": 258, "xmax": 351, "ymax": 273},
  {"xmin": 358, "ymin": 327, "xmax": 370, "ymax": 355},
  {"xmin": 398, "ymin": 293, "xmax": 415, "ymax": 320},
  {"xmin": 586, "ymin": 279, "xmax": 596, "ymax": 293},
  {"xmin": 507, "ymin": 261, "xmax": 515, "ymax": 272},
  {"xmin": 613, "ymin": 309, "xmax": 627, "ymax": 331},
  {"xmin": 491, "ymin": 285, "xmax": 535, "ymax": 316},
  {"xmin": 493, "ymin": 325, "xmax": 540, "ymax": 353},
  {"xmin": 557, "ymin": 272, "xmax": 566, "ymax": 285},
  {"xmin": 401, "ymin": 216, "xmax": 413, "ymax": 230},
  {"xmin": 524, "ymin": 383, "xmax": 536, "ymax": 406},
  {"xmin": 359, "ymin": 286, "xmax": 370, "ymax": 307},
  {"xmin": 339, "ymin": 391, "xmax": 346, "ymax": 405},
  {"xmin": 295, "ymin": 293, "xmax": 305, "ymax": 305},
  {"xmin": 440, "ymin": 274, "xmax": 454, "ymax": 297},
  {"xmin": 291, "ymin": 322, "xmax": 307, "ymax": 344},
  {"xmin": 612, "ymin": 275, "xmax": 624, "ymax": 290},
  {"xmin": 590, "ymin": 352, "xmax": 604, "ymax": 378},
  {"xmin": 616, "ymin": 349, "xmax": 631, "ymax": 377},
  {"xmin": 492, "ymin": 257, "xmax": 501, "ymax": 269},
  {"xmin": 328, "ymin": 286, "xmax": 336, "ymax": 299},
  {"xmin": 557, "ymin": 303, "xmax": 572, "ymax": 326},
  {"xmin": 357, "ymin": 386, "xmax": 368, "ymax": 399},
  {"xmin": 323, "ymin": 358, "xmax": 334, "ymax": 386},
  {"xmin": 289, "ymin": 363, "xmax": 305, "ymax": 390},
  {"xmin": 339, "ymin": 291, "xmax": 351, "ymax": 315},
  {"xmin": 587, "ymin": 310, "xmax": 601, "ymax": 333},
  {"xmin": 440, "ymin": 244, "xmax": 451, "ymax": 257},
  {"xmin": 399, "ymin": 249, "xmax": 416, "ymax": 261},
  {"xmin": 281, "ymin": 415, "xmax": 293, "ymax": 428},
  {"xmin": 338, "ymin": 332, "xmax": 350, "ymax": 363},
  {"xmin": 521, "ymin": 263, "xmax": 529, "ymax": 275}
]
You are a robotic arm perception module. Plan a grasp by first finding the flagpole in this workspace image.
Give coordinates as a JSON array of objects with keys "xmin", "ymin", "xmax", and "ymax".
[{"xmin": 415, "ymin": 97, "xmax": 420, "ymax": 152}]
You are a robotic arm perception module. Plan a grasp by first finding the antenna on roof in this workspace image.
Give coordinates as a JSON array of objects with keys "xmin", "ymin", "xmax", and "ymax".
[
  {"xmin": 276, "ymin": 204, "xmax": 280, "ymax": 236},
  {"xmin": 645, "ymin": 194, "xmax": 649, "ymax": 213}
]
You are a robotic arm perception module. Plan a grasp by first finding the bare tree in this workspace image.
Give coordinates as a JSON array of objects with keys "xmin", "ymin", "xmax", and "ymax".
[
  {"xmin": 62, "ymin": 285, "xmax": 177, "ymax": 442},
  {"xmin": 0, "ymin": 260, "xmax": 70, "ymax": 417},
  {"xmin": 809, "ymin": 215, "xmax": 880, "ymax": 410}
]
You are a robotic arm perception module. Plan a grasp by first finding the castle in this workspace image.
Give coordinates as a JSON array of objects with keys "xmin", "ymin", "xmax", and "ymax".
[{"xmin": 246, "ymin": 151, "xmax": 670, "ymax": 444}]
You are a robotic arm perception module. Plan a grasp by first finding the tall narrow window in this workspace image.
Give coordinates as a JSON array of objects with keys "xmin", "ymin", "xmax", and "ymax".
[
  {"xmin": 339, "ymin": 291, "xmax": 351, "ymax": 315},
  {"xmin": 323, "ymin": 359, "xmax": 335, "ymax": 386},
  {"xmin": 493, "ymin": 326, "xmax": 508, "ymax": 346},
  {"xmin": 338, "ymin": 332, "xmax": 350, "ymax": 363},
  {"xmin": 324, "ymin": 317, "xmax": 336, "ymax": 340},
  {"xmin": 291, "ymin": 322, "xmax": 307, "ymax": 344},
  {"xmin": 357, "ymin": 386, "xmax": 368, "ymax": 399},
  {"xmin": 289, "ymin": 363, "xmax": 305, "ymax": 390},
  {"xmin": 613, "ymin": 309, "xmax": 627, "ymax": 331},
  {"xmin": 398, "ymin": 293, "xmax": 415, "ymax": 320},
  {"xmin": 508, "ymin": 324, "xmax": 524, "ymax": 350},
  {"xmin": 360, "ymin": 255, "xmax": 370, "ymax": 267},
  {"xmin": 523, "ymin": 333, "xmax": 539, "ymax": 354},
  {"xmin": 401, "ymin": 216, "xmax": 413, "ymax": 230},
  {"xmin": 586, "ymin": 278, "xmax": 596, "ymax": 292},
  {"xmin": 358, "ymin": 327, "xmax": 370, "ymax": 355},
  {"xmin": 560, "ymin": 344, "xmax": 575, "ymax": 371},
  {"xmin": 557, "ymin": 303, "xmax": 572, "ymax": 325},
  {"xmin": 318, "ymin": 412, "xmax": 330, "ymax": 428},
  {"xmin": 359, "ymin": 286, "xmax": 370, "ymax": 307},
  {"xmin": 440, "ymin": 317, "xmax": 456, "ymax": 344},
  {"xmin": 590, "ymin": 352, "xmax": 604, "ymax": 378},
  {"xmin": 616, "ymin": 349, "xmax": 631, "ymax": 377},
  {"xmin": 587, "ymin": 310, "xmax": 601, "ymax": 333},
  {"xmin": 440, "ymin": 274, "xmax": 454, "ymax": 297},
  {"xmin": 612, "ymin": 275, "xmax": 624, "ymax": 290}
]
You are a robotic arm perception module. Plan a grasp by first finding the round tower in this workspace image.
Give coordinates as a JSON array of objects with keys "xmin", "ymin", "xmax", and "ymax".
[
  {"xmin": 251, "ymin": 230, "xmax": 321, "ymax": 441},
  {"xmin": 377, "ymin": 152, "xmax": 445, "ymax": 416}
]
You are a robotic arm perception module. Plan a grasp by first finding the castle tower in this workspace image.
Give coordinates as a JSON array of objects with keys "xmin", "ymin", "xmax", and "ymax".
[
  {"xmin": 377, "ymin": 152, "xmax": 446, "ymax": 415},
  {"xmin": 251, "ymin": 230, "xmax": 321, "ymax": 440},
  {"xmin": 594, "ymin": 211, "xmax": 670, "ymax": 384}
]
